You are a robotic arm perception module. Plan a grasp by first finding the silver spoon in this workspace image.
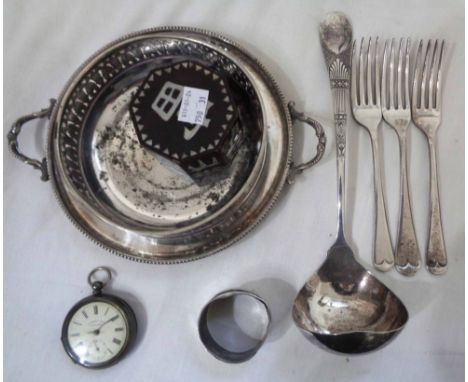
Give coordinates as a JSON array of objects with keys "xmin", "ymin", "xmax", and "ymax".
[{"xmin": 292, "ymin": 12, "xmax": 408, "ymax": 354}]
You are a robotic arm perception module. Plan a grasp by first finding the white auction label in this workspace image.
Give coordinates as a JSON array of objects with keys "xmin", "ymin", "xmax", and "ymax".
[{"xmin": 177, "ymin": 86, "xmax": 210, "ymax": 125}]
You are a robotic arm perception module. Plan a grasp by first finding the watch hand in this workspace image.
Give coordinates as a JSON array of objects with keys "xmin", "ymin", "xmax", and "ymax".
[
  {"xmin": 97, "ymin": 316, "xmax": 116, "ymax": 331},
  {"xmin": 89, "ymin": 316, "xmax": 118, "ymax": 335}
]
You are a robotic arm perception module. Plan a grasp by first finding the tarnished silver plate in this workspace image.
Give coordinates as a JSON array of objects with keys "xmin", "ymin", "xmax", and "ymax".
[{"xmin": 8, "ymin": 27, "xmax": 326, "ymax": 263}]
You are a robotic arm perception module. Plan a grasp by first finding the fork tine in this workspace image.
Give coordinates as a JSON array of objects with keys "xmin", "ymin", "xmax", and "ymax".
[
  {"xmin": 375, "ymin": 37, "xmax": 381, "ymax": 107},
  {"xmin": 412, "ymin": 40, "xmax": 424, "ymax": 110},
  {"xmin": 351, "ymin": 40, "xmax": 358, "ymax": 107},
  {"xmin": 404, "ymin": 38, "xmax": 411, "ymax": 109},
  {"xmin": 428, "ymin": 40, "xmax": 439, "ymax": 110},
  {"xmin": 421, "ymin": 40, "xmax": 433, "ymax": 109},
  {"xmin": 382, "ymin": 39, "xmax": 388, "ymax": 109},
  {"xmin": 366, "ymin": 37, "xmax": 373, "ymax": 105},
  {"xmin": 397, "ymin": 38, "xmax": 404, "ymax": 109},
  {"xmin": 435, "ymin": 40, "xmax": 445, "ymax": 111},
  {"xmin": 359, "ymin": 37, "xmax": 366, "ymax": 105},
  {"xmin": 389, "ymin": 38, "xmax": 395, "ymax": 109}
]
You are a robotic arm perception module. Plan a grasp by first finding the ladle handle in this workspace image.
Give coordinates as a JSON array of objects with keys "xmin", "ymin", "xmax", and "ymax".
[
  {"xmin": 319, "ymin": 11, "xmax": 353, "ymax": 246},
  {"xmin": 330, "ymin": 68, "xmax": 350, "ymax": 243}
]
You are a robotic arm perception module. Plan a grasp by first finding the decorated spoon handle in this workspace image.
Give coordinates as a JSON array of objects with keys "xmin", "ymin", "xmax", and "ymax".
[{"xmin": 319, "ymin": 12, "xmax": 353, "ymax": 243}]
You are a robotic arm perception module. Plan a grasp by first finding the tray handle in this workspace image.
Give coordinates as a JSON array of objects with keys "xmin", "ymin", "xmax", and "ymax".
[
  {"xmin": 7, "ymin": 99, "xmax": 56, "ymax": 181},
  {"xmin": 287, "ymin": 101, "xmax": 326, "ymax": 184}
]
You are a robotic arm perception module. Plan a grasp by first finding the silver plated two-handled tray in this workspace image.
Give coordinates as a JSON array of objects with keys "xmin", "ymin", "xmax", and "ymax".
[{"xmin": 8, "ymin": 27, "xmax": 326, "ymax": 263}]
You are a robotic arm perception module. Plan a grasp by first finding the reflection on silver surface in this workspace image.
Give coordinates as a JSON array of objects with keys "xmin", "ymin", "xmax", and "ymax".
[{"xmin": 89, "ymin": 85, "xmax": 255, "ymax": 226}]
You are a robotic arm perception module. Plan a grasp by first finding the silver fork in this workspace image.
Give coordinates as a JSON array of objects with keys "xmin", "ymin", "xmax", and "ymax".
[
  {"xmin": 412, "ymin": 40, "xmax": 447, "ymax": 275},
  {"xmin": 382, "ymin": 38, "xmax": 421, "ymax": 276},
  {"xmin": 351, "ymin": 37, "xmax": 394, "ymax": 272}
]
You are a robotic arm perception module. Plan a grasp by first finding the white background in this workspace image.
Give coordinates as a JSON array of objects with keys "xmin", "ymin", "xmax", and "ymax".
[{"xmin": 4, "ymin": 0, "xmax": 464, "ymax": 381}]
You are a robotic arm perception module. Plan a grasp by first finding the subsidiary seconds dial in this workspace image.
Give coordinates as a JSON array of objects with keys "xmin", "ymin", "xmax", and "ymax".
[{"xmin": 61, "ymin": 268, "xmax": 137, "ymax": 368}]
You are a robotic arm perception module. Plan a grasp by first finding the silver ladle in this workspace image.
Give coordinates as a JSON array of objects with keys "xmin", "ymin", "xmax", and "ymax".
[{"xmin": 292, "ymin": 12, "xmax": 408, "ymax": 354}]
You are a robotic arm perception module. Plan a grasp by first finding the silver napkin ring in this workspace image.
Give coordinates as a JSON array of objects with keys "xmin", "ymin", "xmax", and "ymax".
[{"xmin": 198, "ymin": 289, "xmax": 271, "ymax": 363}]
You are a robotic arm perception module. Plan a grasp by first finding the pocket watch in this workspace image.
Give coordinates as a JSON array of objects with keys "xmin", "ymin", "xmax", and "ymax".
[{"xmin": 61, "ymin": 267, "xmax": 137, "ymax": 368}]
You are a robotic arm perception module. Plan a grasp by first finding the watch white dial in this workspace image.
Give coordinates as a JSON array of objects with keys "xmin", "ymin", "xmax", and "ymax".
[{"xmin": 66, "ymin": 301, "xmax": 129, "ymax": 365}]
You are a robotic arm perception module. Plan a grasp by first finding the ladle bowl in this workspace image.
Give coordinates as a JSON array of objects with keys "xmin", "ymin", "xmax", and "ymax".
[{"xmin": 292, "ymin": 243, "xmax": 408, "ymax": 353}]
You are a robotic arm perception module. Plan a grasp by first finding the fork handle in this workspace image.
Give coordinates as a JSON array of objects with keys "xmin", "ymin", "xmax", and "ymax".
[
  {"xmin": 426, "ymin": 138, "xmax": 447, "ymax": 274},
  {"xmin": 395, "ymin": 133, "xmax": 422, "ymax": 276},
  {"xmin": 370, "ymin": 132, "xmax": 394, "ymax": 271}
]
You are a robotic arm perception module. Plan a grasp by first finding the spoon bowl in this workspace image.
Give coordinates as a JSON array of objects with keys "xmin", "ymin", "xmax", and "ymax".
[{"xmin": 292, "ymin": 243, "xmax": 408, "ymax": 353}]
